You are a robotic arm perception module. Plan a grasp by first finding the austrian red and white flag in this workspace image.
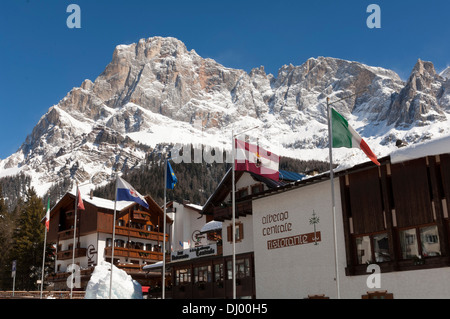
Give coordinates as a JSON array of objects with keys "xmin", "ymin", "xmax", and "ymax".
[{"xmin": 235, "ymin": 139, "xmax": 280, "ymax": 180}]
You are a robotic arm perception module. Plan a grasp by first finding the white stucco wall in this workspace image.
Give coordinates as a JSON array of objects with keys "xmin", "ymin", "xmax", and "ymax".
[
  {"xmin": 252, "ymin": 179, "xmax": 346, "ymax": 299},
  {"xmin": 169, "ymin": 202, "xmax": 208, "ymax": 250},
  {"xmin": 252, "ymin": 178, "xmax": 450, "ymax": 299},
  {"xmin": 222, "ymin": 214, "xmax": 254, "ymax": 257}
]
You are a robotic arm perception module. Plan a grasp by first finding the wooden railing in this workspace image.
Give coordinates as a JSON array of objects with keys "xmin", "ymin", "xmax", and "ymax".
[
  {"xmin": 115, "ymin": 226, "xmax": 168, "ymax": 242},
  {"xmin": 104, "ymin": 247, "xmax": 163, "ymax": 261},
  {"xmin": 58, "ymin": 229, "xmax": 77, "ymax": 240},
  {"xmin": 57, "ymin": 248, "xmax": 87, "ymax": 260},
  {"xmin": 213, "ymin": 201, "xmax": 252, "ymax": 220},
  {"xmin": 131, "ymin": 210, "xmax": 151, "ymax": 222}
]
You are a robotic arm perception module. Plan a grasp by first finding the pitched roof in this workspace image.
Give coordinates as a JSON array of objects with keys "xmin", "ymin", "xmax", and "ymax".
[{"xmin": 202, "ymin": 168, "xmax": 305, "ymax": 214}]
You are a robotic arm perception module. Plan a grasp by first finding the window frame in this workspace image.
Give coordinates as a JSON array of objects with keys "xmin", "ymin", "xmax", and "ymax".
[
  {"xmin": 353, "ymin": 231, "xmax": 391, "ymax": 265},
  {"xmin": 227, "ymin": 222, "xmax": 244, "ymax": 243}
]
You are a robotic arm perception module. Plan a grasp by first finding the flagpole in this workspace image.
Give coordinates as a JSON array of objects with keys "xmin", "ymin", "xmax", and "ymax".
[
  {"xmin": 327, "ymin": 97, "xmax": 341, "ymax": 299},
  {"xmin": 162, "ymin": 156, "xmax": 167, "ymax": 299},
  {"xmin": 109, "ymin": 174, "xmax": 118, "ymax": 299},
  {"xmin": 40, "ymin": 201, "xmax": 48, "ymax": 299},
  {"xmin": 70, "ymin": 183, "xmax": 79, "ymax": 299},
  {"xmin": 231, "ymin": 126, "xmax": 259, "ymax": 299},
  {"xmin": 231, "ymin": 129, "xmax": 237, "ymax": 299}
]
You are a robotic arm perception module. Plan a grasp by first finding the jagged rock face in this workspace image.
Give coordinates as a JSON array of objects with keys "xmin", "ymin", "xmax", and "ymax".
[
  {"xmin": 2, "ymin": 36, "xmax": 450, "ymax": 194},
  {"xmin": 267, "ymin": 57, "xmax": 404, "ymax": 125},
  {"xmin": 387, "ymin": 59, "xmax": 449, "ymax": 126}
]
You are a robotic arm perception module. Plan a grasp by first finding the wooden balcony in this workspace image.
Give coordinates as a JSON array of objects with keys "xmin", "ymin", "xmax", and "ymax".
[
  {"xmin": 115, "ymin": 226, "xmax": 168, "ymax": 242},
  {"xmin": 57, "ymin": 248, "xmax": 87, "ymax": 260},
  {"xmin": 131, "ymin": 210, "xmax": 151, "ymax": 222},
  {"xmin": 104, "ymin": 247, "xmax": 163, "ymax": 262},
  {"xmin": 58, "ymin": 229, "xmax": 75, "ymax": 240},
  {"xmin": 213, "ymin": 201, "xmax": 252, "ymax": 221}
]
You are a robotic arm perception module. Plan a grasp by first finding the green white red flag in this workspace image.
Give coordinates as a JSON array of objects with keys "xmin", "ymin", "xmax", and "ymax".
[
  {"xmin": 45, "ymin": 198, "xmax": 50, "ymax": 232},
  {"xmin": 331, "ymin": 108, "xmax": 380, "ymax": 166}
]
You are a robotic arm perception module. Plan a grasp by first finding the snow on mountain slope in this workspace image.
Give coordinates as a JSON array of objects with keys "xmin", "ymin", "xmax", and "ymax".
[
  {"xmin": 1, "ymin": 36, "xmax": 450, "ymax": 197},
  {"xmin": 440, "ymin": 66, "xmax": 450, "ymax": 79}
]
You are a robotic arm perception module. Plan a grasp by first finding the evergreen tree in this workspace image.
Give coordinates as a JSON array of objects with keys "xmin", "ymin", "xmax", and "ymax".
[
  {"xmin": 0, "ymin": 185, "xmax": 15, "ymax": 290},
  {"xmin": 11, "ymin": 187, "xmax": 46, "ymax": 290}
]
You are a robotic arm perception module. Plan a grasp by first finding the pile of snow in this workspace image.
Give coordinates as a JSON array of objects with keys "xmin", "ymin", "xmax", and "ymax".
[{"xmin": 84, "ymin": 261, "xmax": 143, "ymax": 299}]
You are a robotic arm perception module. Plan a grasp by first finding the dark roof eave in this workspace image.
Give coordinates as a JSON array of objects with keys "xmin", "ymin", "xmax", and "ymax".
[{"xmin": 252, "ymin": 155, "xmax": 391, "ymax": 200}]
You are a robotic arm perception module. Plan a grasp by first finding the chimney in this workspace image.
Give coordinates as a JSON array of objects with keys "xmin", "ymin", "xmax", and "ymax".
[{"xmin": 90, "ymin": 189, "xmax": 94, "ymax": 200}]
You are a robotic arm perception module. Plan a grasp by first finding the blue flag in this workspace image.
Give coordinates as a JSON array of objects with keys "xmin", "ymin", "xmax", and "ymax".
[
  {"xmin": 116, "ymin": 177, "xmax": 149, "ymax": 209},
  {"xmin": 167, "ymin": 161, "xmax": 178, "ymax": 189}
]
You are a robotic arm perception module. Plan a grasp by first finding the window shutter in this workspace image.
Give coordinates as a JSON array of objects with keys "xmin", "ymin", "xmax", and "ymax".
[
  {"xmin": 227, "ymin": 225, "xmax": 232, "ymax": 242},
  {"xmin": 239, "ymin": 223, "xmax": 244, "ymax": 240}
]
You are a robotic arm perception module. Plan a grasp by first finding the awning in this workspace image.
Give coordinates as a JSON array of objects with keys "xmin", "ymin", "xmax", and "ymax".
[
  {"xmin": 142, "ymin": 261, "xmax": 163, "ymax": 271},
  {"xmin": 200, "ymin": 220, "xmax": 222, "ymax": 233}
]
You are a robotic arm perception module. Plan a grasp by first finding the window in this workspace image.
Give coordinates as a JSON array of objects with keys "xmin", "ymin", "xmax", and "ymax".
[
  {"xmin": 399, "ymin": 228, "xmax": 419, "ymax": 259},
  {"xmin": 400, "ymin": 225, "xmax": 441, "ymax": 259},
  {"xmin": 236, "ymin": 258, "xmax": 251, "ymax": 279},
  {"xmin": 214, "ymin": 263, "xmax": 224, "ymax": 282},
  {"xmin": 420, "ymin": 226, "xmax": 441, "ymax": 257},
  {"xmin": 251, "ymin": 184, "xmax": 263, "ymax": 195},
  {"xmin": 194, "ymin": 265, "xmax": 212, "ymax": 283},
  {"xmin": 227, "ymin": 222, "xmax": 244, "ymax": 242},
  {"xmin": 356, "ymin": 236, "xmax": 371, "ymax": 264},
  {"xmin": 227, "ymin": 258, "xmax": 251, "ymax": 280},
  {"xmin": 355, "ymin": 233, "xmax": 391, "ymax": 264},
  {"xmin": 115, "ymin": 239, "xmax": 125, "ymax": 248},
  {"xmin": 373, "ymin": 233, "xmax": 391, "ymax": 262},
  {"xmin": 175, "ymin": 268, "xmax": 191, "ymax": 286},
  {"xmin": 237, "ymin": 187, "xmax": 248, "ymax": 199}
]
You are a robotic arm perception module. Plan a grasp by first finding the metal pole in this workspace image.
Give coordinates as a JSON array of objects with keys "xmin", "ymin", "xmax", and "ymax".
[
  {"xmin": 162, "ymin": 157, "xmax": 167, "ymax": 299},
  {"xmin": 230, "ymin": 126, "xmax": 258, "ymax": 299},
  {"xmin": 70, "ymin": 184, "xmax": 79, "ymax": 299},
  {"xmin": 109, "ymin": 174, "xmax": 118, "ymax": 299},
  {"xmin": 12, "ymin": 273, "xmax": 15, "ymax": 298},
  {"xmin": 40, "ymin": 224, "xmax": 48, "ymax": 299},
  {"xmin": 326, "ymin": 97, "xmax": 341, "ymax": 299},
  {"xmin": 231, "ymin": 129, "xmax": 237, "ymax": 299}
]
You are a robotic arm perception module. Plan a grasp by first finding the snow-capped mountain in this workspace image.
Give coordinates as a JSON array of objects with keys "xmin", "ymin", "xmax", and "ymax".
[
  {"xmin": 1, "ymin": 36, "xmax": 450, "ymax": 196},
  {"xmin": 441, "ymin": 66, "xmax": 450, "ymax": 80}
]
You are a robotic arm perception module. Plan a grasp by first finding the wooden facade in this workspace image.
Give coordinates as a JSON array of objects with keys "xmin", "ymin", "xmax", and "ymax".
[
  {"xmin": 148, "ymin": 252, "xmax": 255, "ymax": 299},
  {"xmin": 340, "ymin": 154, "xmax": 450, "ymax": 276},
  {"xmin": 47, "ymin": 192, "xmax": 172, "ymax": 289}
]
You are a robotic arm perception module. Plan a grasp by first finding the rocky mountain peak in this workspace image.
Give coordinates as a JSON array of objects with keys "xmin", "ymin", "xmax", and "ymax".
[
  {"xmin": 387, "ymin": 59, "xmax": 448, "ymax": 127},
  {"xmin": 411, "ymin": 58, "xmax": 437, "ymax": 78}
]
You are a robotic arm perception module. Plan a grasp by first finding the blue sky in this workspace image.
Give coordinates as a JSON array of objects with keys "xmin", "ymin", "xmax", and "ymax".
[{"xmin": 0, "ymin": 0, "xmax": 449, "ymax": 159}]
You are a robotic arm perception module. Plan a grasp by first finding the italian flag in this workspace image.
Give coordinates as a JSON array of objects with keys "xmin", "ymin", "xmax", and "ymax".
[
  {"xmin": 331, "ymin": 108, "xmax": 380, "ymax": 166},
  {"xmin": 45, "ymin": 198, "xmax": 50, "ymax": 232}
]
